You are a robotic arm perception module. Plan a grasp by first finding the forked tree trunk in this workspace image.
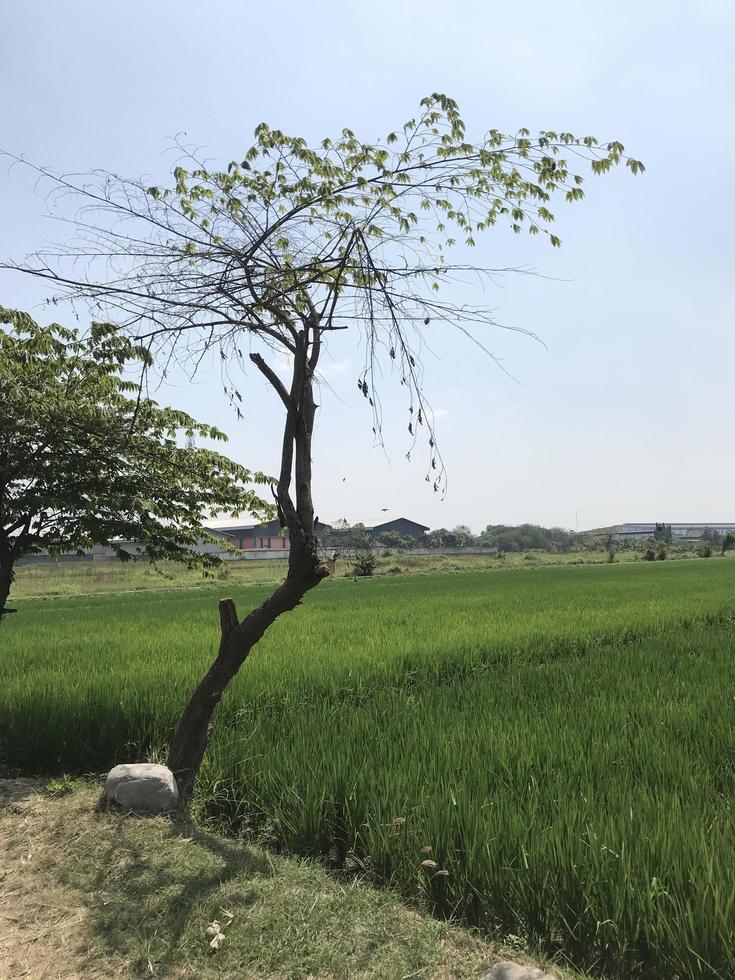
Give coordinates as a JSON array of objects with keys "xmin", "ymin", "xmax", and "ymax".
[
  {"xmin": 168, "ymin": 323, "xmax": 327, "ymax": 806},
  {"xmin": 167, "ymin": 524, "xmax": 331, "ymax": 805}
]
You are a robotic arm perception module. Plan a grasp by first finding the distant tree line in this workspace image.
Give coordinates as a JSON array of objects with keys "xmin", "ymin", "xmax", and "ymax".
[
  {"xmin": 321, "ymin": 522, "xmax": 584, "ymax": 552},
  {"xmin": 321, "ymin": 521, "xmax": 735, "ymax": 557}
]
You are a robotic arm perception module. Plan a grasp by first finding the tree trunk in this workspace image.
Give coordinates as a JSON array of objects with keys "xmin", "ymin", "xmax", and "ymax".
[
  {"xmin": 0, "ymin": 545, "xmax": 15, "ymax": 621},
  {"xmin": 167, "ymin": 535, "xmax": 331, "ymax": 805},
  {"xmin": 168, "ymin": 321, "xmax": 328, "ymax": 807}
]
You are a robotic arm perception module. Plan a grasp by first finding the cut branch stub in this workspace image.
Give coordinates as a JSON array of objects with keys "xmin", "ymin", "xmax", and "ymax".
[{"xmin": 219, "ymin": 598, "xmax": 239, "ymax": 638}]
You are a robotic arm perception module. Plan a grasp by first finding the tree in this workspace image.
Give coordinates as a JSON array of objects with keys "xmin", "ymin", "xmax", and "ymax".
[
  {"xmin": 375, "ymin": 530, "xmax": 415, "ymax": 549},
  {"xmin": 721, "ymin": 531, "xmax": 735, "ymax": 556},
  {"xmin": 700, "ymin": 526, "xmax": 722, "ymax": 546},
  {"xmin": 479, "ymin": 523, "xmax": 579, "ymax": 552},
  {"xmin": 3, "ymin": 94, "xmax": 642, "ymax": 802},
  {"xmin": 0, "ymin": 307, "xmax": 270, "ymax": 619},
  {"xmin": 321, "ymin": 521, "xmax": 372, "ymax": 551},
  {"xmin": 697, "ymin": 539, "xmax": 713, "ymax": 558},
  {"xmin": 654, "ymin": 522, "xmax": 672, "ymax": 543},
  {"xmin": 423, "ymin": 526, "xmax": 478, "ymax": 548}
]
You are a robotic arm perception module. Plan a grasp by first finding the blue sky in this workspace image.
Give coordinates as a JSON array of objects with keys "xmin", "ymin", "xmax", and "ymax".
[{"xmin": 2, "ymin": 0, "xmax": 733, "ymax": 532}]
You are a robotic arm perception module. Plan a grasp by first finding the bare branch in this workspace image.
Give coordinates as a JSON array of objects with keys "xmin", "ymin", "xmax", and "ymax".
[{"xmin": 249, "ymin": 352, "xmax": 290, "ymax": 409}]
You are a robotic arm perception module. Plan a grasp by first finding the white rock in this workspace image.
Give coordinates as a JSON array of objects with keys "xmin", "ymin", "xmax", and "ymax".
[
  {"xmin": 482, "ymin": 962, "xmax": 555, "ymax": 980},
  {"xmin": 105, "ymin": 763, "xmax": 178, "ymax": 813}
]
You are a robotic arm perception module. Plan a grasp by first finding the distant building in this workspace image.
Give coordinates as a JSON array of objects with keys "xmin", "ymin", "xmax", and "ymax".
[
  {"xmin": 209, "ymin": 516, "xmax": 430, "ymax": 550},
  {"xmin": 590, "ymin": 523, "xmax": 735, "ymax": 543},
  {"xmin": 364, "ymin": 517, "xmax": 430, "ymax": 541},
  {"xmin": 209, "ymin": 519, "xmax": 332, "ymax": 551}
]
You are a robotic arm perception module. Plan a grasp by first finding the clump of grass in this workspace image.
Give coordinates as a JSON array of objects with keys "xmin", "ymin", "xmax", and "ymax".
[{"xmin": 45, "ymin": 775, "xmax": 78, "ymax": 797}]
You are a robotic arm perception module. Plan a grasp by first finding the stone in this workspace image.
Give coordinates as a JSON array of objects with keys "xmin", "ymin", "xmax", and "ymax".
[
  {"xmin": 482, "ymin": 962, "xmax": 556, "ymax": 980},
  {"xmin": 105, "ymin": 763, "xmax": 178, "ymax": 813}
]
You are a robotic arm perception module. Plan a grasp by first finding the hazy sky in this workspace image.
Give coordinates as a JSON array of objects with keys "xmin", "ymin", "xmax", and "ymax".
[{"xmin": 2, "ymin": 0, "xmax": 733, "ymax": 532}]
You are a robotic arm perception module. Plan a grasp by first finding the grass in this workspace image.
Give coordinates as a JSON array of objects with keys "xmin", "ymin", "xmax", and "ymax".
[
  {"xmin": 11, "ymin": 544, "xmax": 677, "ymax": 599},
  {"xmin": 1, "ymin": 781, "xmax": 553, "ymax": 979},
  {"xmin": 2, "ymin": 558, "xmax": 735, "ymax": 977}
]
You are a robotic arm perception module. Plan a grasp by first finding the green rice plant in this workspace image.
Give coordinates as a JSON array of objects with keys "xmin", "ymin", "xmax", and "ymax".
[{"xmin": 1, "ymin": 559, "xmax": 735, "ymax": 976}]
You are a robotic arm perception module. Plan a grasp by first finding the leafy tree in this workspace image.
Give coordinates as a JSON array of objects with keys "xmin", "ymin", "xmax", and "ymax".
[
  {"xmin": 654, "ymin": 523, "xmax": 672, "ymax": 543},
  {"xmin": 700, "ymin": 526, "xmax": 722, "ymax": 546},
  {"xmin": 697, "ymin": 539, "xmax": 713, "ymax": 558},
  {"xmin": 322, "ymin": 521, "xmax": 372, "ymax": 550},
  {"xmin": 0, "ymin": 307, "xmax": 269, "ymax": 619},
  {"xmin": 721, "ymin": 531, "xmax": 735, "ymax": 556},
  {"xmin": 3, "ymin": 94, "xmax": 641, "ymax": 802},
  {"xmin": 479, "ymin": 523, "xmax": 579, "ymax": 552},
  {"xmin": 374, "ymin": 530, "xmax": 415, "ymax": 549},
  {"xmin": 424, "ymin": 526, "xmax": 477, "ymax": 548}
]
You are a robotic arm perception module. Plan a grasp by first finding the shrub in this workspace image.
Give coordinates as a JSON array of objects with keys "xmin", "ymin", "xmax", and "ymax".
[{"xmin": 352, "ymin": 553, "xmax": 378, "ymax": 577}]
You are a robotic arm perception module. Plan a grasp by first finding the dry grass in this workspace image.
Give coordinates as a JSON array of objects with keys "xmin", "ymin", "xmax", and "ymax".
[
  {"xmin": 0, "ymin": 780, "xmax": 575, "ymax": 980},
  {"xmin": 0, "ymin": 780, "xmax": 128, "ymax": 979},
  {"xmin": 11, "ymin": 548, "xmax": 645, "ymax": 600}
]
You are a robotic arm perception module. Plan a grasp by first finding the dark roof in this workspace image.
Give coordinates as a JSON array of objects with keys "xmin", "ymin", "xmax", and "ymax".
[{"xmin": 365, "ymin": 517, "xmax": 430, "ymax": 532}]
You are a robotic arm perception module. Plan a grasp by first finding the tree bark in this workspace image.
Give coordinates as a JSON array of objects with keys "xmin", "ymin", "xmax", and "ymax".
[
  {"xmin": 167, "ymin": 537, "xmax": 331, "ymax": 804},
  {"xmin": 167, "ymin": 324, "xmax": 331, "ymax": 806},
  {"xmin": 0, "ymin": 544, "xmax": 15, "ymax": 621}
]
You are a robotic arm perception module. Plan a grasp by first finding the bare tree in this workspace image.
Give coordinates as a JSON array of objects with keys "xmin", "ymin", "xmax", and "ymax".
[{"xmin": 2, "ymin": 93, "xmax": 643, "ymax": 802}]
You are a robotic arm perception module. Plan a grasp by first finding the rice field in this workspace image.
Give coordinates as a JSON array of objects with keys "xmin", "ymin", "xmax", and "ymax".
[{"xmin": 2, "ymin": 559, "xmax": 734, "ymax": 978}]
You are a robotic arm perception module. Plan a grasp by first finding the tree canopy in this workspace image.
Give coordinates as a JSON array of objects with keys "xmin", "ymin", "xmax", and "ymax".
[
  {"xmin": 4, "ymin": 92, "xmax": 643, "ymax": 493},
  {"xmin": 478, "ymin": 523, "xmax": 581, "ymax": 552},
  {"xmin": 0, "ymin": 306, "xmax": 270, "ymax": 616}
]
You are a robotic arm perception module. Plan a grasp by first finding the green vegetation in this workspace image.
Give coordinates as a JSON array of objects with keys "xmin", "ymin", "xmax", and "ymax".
[
  {"xmin": 352, "ymin": 552, "xmax": 379, "ymax": 577},
  {"xmin": 2, "ymin": 783, "xmax": 525, "ymax": 980},
  {"xmin": 478, "ymin": 524, "xmax": 582, "ymax": 552},
  {"xmin": 13, "ymin": 544, "xmax": 713, "ymax": 600},
  {"xmin": 0, "ymin": 306, "xmax": 270, "ymax": 619},
  {"xmin": 2, "ymin": 560, "xmax": 734, "ymax": 977}
]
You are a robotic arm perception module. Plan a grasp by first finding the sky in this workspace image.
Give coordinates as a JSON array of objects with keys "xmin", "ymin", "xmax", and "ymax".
[{"xmin": 1, "ymin": 0, "xmax": 733, "ymax": 533}]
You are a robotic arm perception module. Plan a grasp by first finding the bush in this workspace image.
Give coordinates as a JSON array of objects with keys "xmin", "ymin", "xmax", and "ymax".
[{"xmin": 352, "ymin": 553, "xmax": 378, "ymax": 577}]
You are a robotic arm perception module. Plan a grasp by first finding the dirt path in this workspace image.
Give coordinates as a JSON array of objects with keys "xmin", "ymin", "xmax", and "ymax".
[{"xmin": 0, "ymin": 780, "xmax": 126, "ymax": 980}]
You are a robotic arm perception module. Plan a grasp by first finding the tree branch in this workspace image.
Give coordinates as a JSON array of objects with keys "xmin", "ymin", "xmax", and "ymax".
[{"xmin": 249, "ymin": 353, "xmax": 290, "ymax": 408}]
